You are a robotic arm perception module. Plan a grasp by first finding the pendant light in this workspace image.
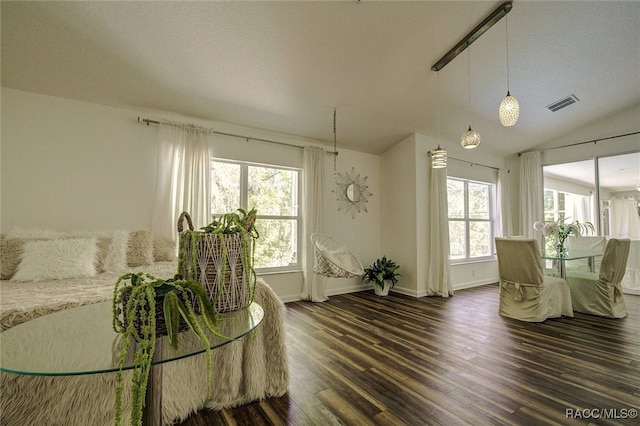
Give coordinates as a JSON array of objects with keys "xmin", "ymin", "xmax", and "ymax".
[
  {"xmin": 499, "ymin": 14, "xmax": 519, "ymax": 126},
  {"xmin": 461, "ymin": 47, "xmax": 481, "ymax": 149},
  {"xmin": 431, "ymin": 73, "xmax": 447, "ymax": 168},
  {"xmin": 431, "ymin": 145, "xmax": 447, "ymax": 168}
]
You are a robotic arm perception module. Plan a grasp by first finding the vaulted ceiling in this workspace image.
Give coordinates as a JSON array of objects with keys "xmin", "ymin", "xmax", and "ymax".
[{"xmin": 2, "ymin": 1, "xmax": 639, "ymax": 156}]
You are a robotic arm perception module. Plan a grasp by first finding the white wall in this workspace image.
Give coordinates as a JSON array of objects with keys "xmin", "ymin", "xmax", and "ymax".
[
  {"xmin": 380, "ymin": 132, "xmax": 503, "ymax": 295},
  {"xmin": 380, "ymin": 135, "xmax": 419, "ymax": 295},
  {"xmin": 1, "ymin": 88, "xmax": 157, "ymax": 231},
  {"xmin": 323, "ymin": 148, "xmax": 381, "ymax": 297},
  {"xmin": 1, "ymin": 88, "xmax": 381, "ymax": 301}
]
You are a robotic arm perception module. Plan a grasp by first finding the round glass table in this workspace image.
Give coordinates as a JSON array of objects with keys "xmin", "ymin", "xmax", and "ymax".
[{"xmin": 0, "ymin": 301, "xmax": 263, "ymax": 425}]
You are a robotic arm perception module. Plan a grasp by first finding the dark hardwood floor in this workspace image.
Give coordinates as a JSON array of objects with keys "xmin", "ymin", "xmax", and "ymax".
[{"xmin": 179, "ymin": 284, "xmax": 640, "ymax": 425}]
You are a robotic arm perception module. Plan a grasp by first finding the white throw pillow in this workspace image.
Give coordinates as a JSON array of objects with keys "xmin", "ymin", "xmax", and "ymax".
[
  {"xmin": 70, "ymin": 230, "xmax": 130, "ymax": 272},
  {"xmin": 100, "ymin": 230, "xmax": 129, "ymax": 271},
  {"xmin": 11, "ymin": 238, "xmax": 98, "ymax": 282}
]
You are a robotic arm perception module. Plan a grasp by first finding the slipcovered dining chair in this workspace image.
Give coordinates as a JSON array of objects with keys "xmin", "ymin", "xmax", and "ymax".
[
  {"xmin": 566, "ymin": 238, "xmax": 630, "ymax": 318},
  {"xmin": 565, "ymin": 235, "xmax": 607, "ymax": 272},
  {"xmin": 495, "ymin": 238, "xmax": 573, "ymax": 322}
]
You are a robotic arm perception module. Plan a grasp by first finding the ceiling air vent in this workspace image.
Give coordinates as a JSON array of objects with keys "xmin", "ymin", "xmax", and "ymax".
[{"xmin": 546, "ymin": 95, "xmax": 579, "ymax": 112}]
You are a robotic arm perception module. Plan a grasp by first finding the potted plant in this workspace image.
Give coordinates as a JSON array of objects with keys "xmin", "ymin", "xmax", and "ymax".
[
  {"xmin": 112, "ymin": 272, "xmax": 219, "ymax": 426},
  {"xmin": 178, "ymin": 208, "xmax": 259, "ymax": 312},
  {"xmin": 533, "ymin": 218, "xmax": 594, "ymax": 257},
  {"xmin": 361, "ymin": 256, "xmax": 401, "ymax": 296}
]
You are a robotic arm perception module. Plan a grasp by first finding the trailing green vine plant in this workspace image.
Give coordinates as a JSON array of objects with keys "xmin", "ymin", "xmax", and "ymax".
[{"xmin": 111, "ymin": 272, "xmax": 219, "ymax": 426}]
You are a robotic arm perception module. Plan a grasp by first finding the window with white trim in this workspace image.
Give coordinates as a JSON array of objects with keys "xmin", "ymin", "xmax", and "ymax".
[
  {"xmin": 447, "ymin": 177, "xmax": 495, "ymax": 262},
  {"xmin": 542, "ymin": 188, "xmax": 591, "ymax": 254},
  {"xmin": 543, "ymin": 189, "xmax": 566, "ymax": 223},
  {"xmin": 211, "ymin": 159, "xmax": 301, "ymax": 272}
]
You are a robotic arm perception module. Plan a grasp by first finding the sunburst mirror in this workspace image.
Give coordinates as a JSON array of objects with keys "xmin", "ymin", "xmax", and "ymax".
[{"xmin": 336, "ymin": 167, "xmax": 372, "ymax": 218}]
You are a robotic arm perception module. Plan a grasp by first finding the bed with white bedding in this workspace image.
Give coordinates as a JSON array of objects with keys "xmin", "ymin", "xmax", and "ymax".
[{"xmin": 0, "ymin": 261, "xmax": 178, "ymax": 332}]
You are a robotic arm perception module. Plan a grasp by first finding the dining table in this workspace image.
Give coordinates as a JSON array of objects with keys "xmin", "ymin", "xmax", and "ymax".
[{"xmin": 541, "ymin": 251, "xmax": 603, "ymax": 280}]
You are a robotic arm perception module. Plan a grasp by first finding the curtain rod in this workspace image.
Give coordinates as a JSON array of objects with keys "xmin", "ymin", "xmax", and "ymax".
[
  {"xmin": 137, "ymin": 116, "xmax": 338, "ymax": 156},
  {"xmin": 517, "ymin": 131, "xmax": 640, "ymax": 156},
  {"xmin": 426, "ymin": 151, "xmax": 503, "ymax": 172},
  {"xmin": 449, "ymin": 156, "xmax": 502, "ymax": 172}
]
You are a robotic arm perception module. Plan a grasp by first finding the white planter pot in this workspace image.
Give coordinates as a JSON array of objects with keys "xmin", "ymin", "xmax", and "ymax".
[{"xmin": 374, "ymin": 281, "xmax": 392, "ymax": 296}]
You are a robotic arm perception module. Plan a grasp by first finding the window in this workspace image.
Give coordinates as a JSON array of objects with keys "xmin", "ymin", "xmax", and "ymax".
[
  {"xmin": 211, "ymin": 159, "xmax": 301, "ymax": 272},
  {"xmin": 447, "ymin": 177, "xmax": 495, "ymax": 262},
  {"xmin": 543, "ymin": 189, "xmax": 566, "ymax": 223},
  {"xmin": 542, "ymin": 188, "xmax": 591, "ymax": 254}
]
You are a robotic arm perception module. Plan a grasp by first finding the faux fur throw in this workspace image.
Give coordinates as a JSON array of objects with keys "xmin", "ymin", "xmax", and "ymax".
[
  {"xmin": 0, "ymin": 262, "xmax": 180, "ymax": 332},
  {"xmin": 0, "ymin": 278, "xmax": 288, "ymax": 426}
]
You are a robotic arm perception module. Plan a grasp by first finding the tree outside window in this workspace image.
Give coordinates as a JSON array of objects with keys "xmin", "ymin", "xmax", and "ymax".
[
  {"xmin": 447, "ymin": 178, "xmax": 495, "ymax": 262},
  {"xmin": 542, "ymin": 189, "xmax": 590, "ymax": 255},
  {"xmin": 211, "ymin": 160, "xmax": 301, "ymax": 272}
]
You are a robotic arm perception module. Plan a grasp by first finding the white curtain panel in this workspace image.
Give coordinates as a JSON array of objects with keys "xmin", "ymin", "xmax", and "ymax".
[
  {"xmin": 151, "ymin": 125, "xmax": 214, "ymax": 241},
  {"xmin": 519, "ymin": 151, "xmax": 543, "ymax": 238},
  {"xmin": 300, "ymin": 146, "xmax": 327, "ymax": 302},
  {"xmin": 497, "ymin": 168, "xmax": 513, "ymax": 237},
  {"xmin": 565, "ymin": 193, "xmax": 591, "ymax": 224},
  {"xmin": 610, "ymin": 197, "xmax": 640, "ymax": 239},
  {"xmin": 425, "ymin": 161, "xmax": 453, "ymax": 297}
]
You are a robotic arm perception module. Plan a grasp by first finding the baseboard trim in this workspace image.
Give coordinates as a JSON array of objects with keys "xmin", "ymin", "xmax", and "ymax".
[
  {"xmin": 454, "ymin": 279, "xmax": 498, "ymax": 291},
  {"xmin": 280, "ymin": 294, "xmax": 302, "ymax": 303},
  {"xmin": 281, "ymin": 284, "xmax": 373, "ymax": 304},
  {"xmin": 327, "ymin": 284, "xmax": 371, "ymax": 297},
  {"xmin": 389, "ymin": 286, "xmax": 421, "ymax": 298}
]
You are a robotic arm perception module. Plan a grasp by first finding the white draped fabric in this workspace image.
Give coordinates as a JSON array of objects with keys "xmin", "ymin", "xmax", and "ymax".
[
  {"xmin": 425, "ymin": 160, "xmax": 453, "ymax": 297},
  {"xmin": 609, "ymin": 197, "xmax": 640, "ymax": 239},
  {"xmin": 609, "ymin": 197, "xmax": 640, "ymax": 292},
  {"xmin": 151, "ymin": 125, "xmax": 214, "ymax": 241},
  {"xmin": 300, "ymin": 147, "xmax": 327, "ymax": 302},
  {"xmin": 497, "ymin": 168, "xmax": 513, "ymax": 237},
  {"xmin": 565, "ymin": 193, "xmax": 591, "ymax": 224},
  {"xmin": 519, "ymin": 152, "xmax": 543, "ymax": 238}
]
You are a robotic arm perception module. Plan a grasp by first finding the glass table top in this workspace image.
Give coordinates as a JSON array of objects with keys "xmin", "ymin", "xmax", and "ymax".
[
  {"xmin": 540, "ymin": 251, "xmax": 603, "ymax": 261},
  {"xmin": 0, "ymin": 301, "xmax": 263, "ymax": 376}
]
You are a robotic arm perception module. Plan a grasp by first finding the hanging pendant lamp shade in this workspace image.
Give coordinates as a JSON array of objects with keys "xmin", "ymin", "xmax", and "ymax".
[
  {"xmin": 499, "ymin": 91, "xmax": 520, "ymax": 126},
  {"xmin": 431, "ymin": 145, "xmax": 447, "ymax": 168},
  {"xmin": 499, "ymin": 14, "xmax": 519, "ymax": 127},
  {"xmin": 431, "ymin": 74, "xmax": 447, "ymax": 169},
  {"xmin": 461, "ymin": 47, "xmax": 480, "ymax": 149},
  {"xmin": 460, "ymin": 126, "xmax": 481, "ymax": 149}
]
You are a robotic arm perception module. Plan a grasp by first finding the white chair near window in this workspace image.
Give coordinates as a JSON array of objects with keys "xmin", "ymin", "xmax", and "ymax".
[
  {"xmin": 495, "ymin": 238, "xmax": 574, "ymax": 322},
  {"xmin": 566, "ymin": 238, "xmax": 630, "ymax": 318},
  {"xmin": 565, "ymin": 235, "xmax": 607, "ymax": 272}
]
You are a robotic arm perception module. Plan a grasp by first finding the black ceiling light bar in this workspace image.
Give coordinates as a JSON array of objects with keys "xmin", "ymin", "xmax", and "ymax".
[{"xmin": 431, "ymin": 1, "xmax": 513, "ymax": 72}]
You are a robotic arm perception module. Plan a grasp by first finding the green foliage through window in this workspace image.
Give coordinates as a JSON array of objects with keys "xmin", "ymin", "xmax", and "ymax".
[
  {"xmin": 447, "ymin": 178, "xmax": 495, "ymax": 261},
  {"xmin": 211, "ymin": 160, "xmax": 301, "ymax": 271}
]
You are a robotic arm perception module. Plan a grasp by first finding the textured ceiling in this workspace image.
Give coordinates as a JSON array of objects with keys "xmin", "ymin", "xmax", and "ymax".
[{"xmin": 2, "ymin": 1, "xmax": 639, "ymax": 156}]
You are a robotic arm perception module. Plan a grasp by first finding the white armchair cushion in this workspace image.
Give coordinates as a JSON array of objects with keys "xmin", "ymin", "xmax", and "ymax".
[{"xmin": 565, "ymin": 236, "xmax": 607, "ymax": 272}]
